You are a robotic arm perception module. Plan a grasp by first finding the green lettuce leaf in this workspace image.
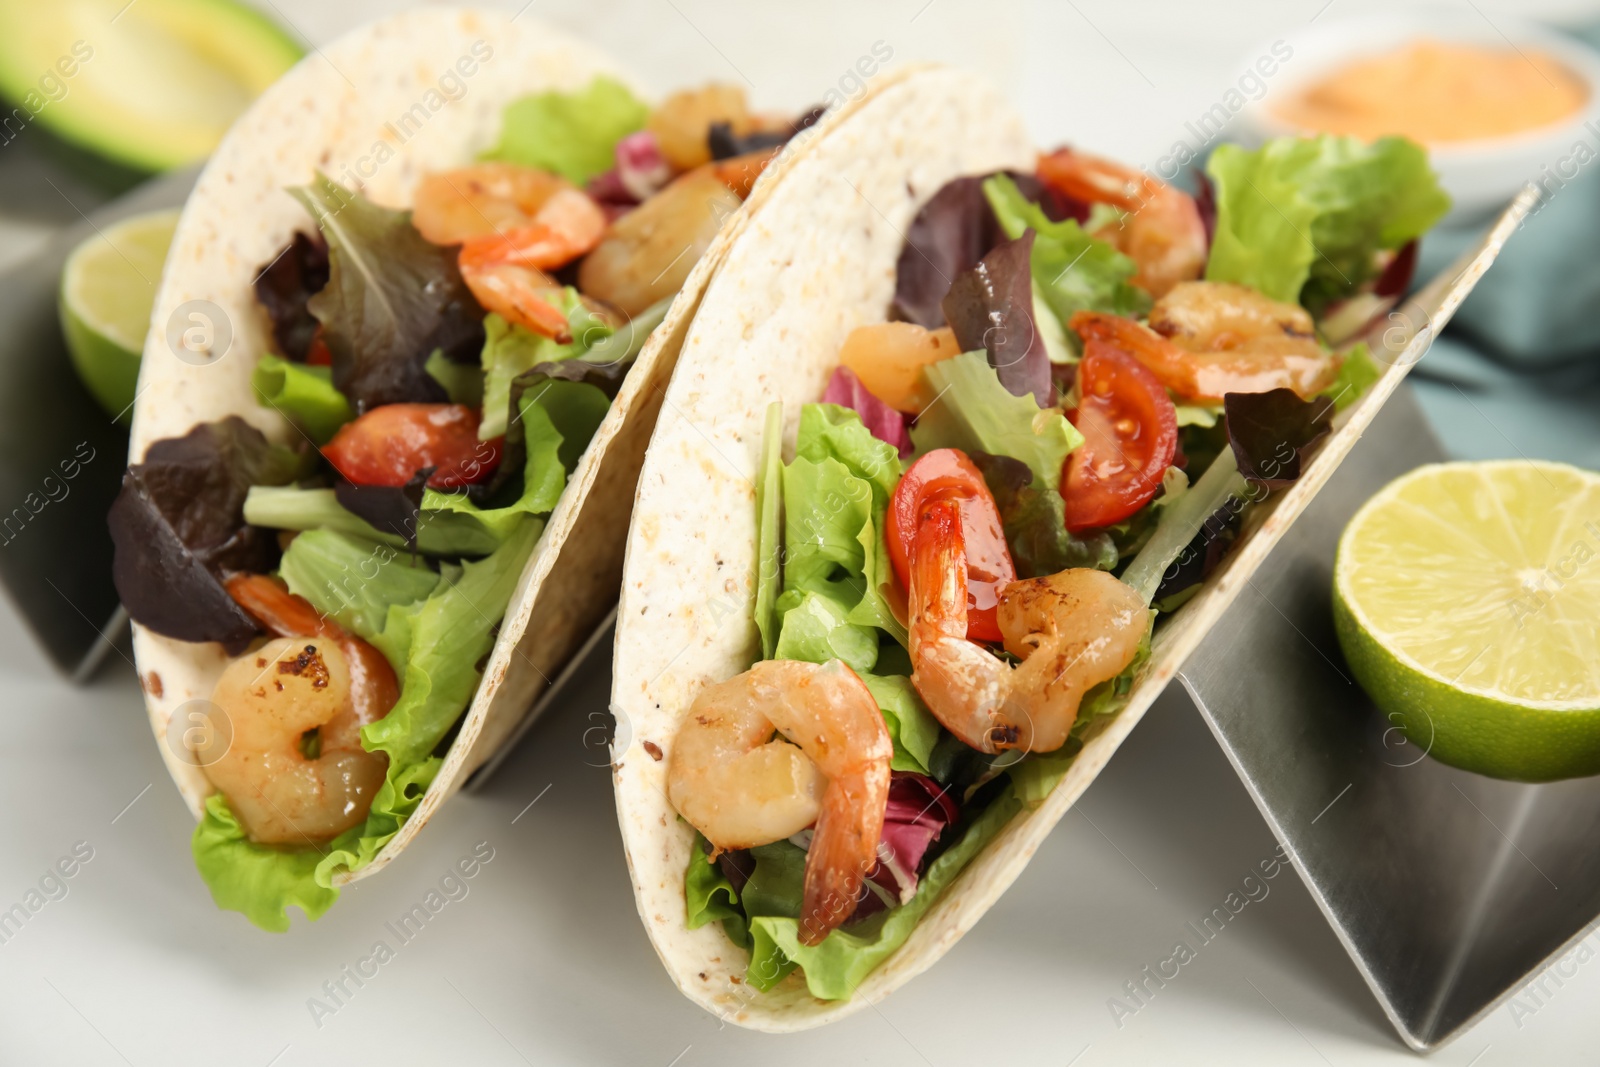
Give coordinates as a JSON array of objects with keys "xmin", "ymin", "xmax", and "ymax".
[
  {"xmin": 425, "ymin": 349, "xmax": 484, "ymax": 408},
  {"xmin": 911, "ymin": 350, "xmax": 1083, "ymax": 496},
  {"xmin": 749, "ymin": 784, "xmax": 1022, "ymax": 999},
  {"xmin": 685, "ymin": 839, "xmax": 749, "ymax": 948},
  {"xmin": 192, "ymin": 518, "xmax": 542, "ymax": 929},
  {"xmin": 244, "ymin": 485, "xmax": 507, "ymax": 557},
  {"xmin": 277, "ymin": 528, "xmax": 442, "ymax": 647},
  {"xmin": 773, "ymin": 589, "xmax": 877, "ymax": 675},
  {"xmin": 984, "ymin": 173, "xmax": 1150, "ymax": 329},
  {"xmin": 754, "ymin": 402, "xmax": 784, "ymax": 660},
  {"xmin": 862, "ymin": 673, "xmax": 941, "ymax": 775},
  {"xmin": 479, "ymin": 297, "xmax": 609, "ymax": 440},
  {"xmin": 191, "ymin": 794, "xmax": 338, "ymax": 932},
  {"xmin": 250, "ymin": 354, "xmax": 353, "ymax": 443},
  {"xmin": 1322, "ymin": 341, "xmax": 1381, "ymax": 411},
  {"xmin": 482, "ymin": 76, "xmax": 649, "ymax": 184},
  {"xmin": 1205, "ymin": 135, "xmax": 1450, "ymax": 310}
]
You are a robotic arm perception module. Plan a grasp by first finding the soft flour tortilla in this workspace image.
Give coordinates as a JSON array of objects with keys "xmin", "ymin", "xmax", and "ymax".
[
  {"xmin": 129, "ymin": 8, "xmax": 732, "ymax": 885},
  {"xmin": 609, "ymin": 64, "xmax": 1531, "ymax": 1030}
]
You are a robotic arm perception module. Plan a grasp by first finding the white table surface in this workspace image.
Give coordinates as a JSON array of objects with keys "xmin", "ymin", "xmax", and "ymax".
[{"xmin": 3, "ymin": 1, "xmax": 1598, "ymax": 1063}]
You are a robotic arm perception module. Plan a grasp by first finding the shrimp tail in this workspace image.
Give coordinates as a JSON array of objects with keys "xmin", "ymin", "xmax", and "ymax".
[
  {"xmin": 799, "ymin": 762, "xmax": 891, "ymax": 946},
  {"xmin": 908, "ymin": 500, "xmax": 1015, "ymax": 753}
]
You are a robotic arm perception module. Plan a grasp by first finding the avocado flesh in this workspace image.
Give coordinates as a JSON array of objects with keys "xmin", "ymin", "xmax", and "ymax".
[{"xmin": 0, "ymin": 0, "xmax": 303, "ymax": 171}]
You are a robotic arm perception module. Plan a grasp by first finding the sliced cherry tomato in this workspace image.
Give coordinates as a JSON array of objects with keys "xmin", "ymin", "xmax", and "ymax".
[
  {"xmin": 887, "ymin": 448, "xmax": 1016, "ymax": 643},
  {"xmin": 322, "ymin": 403, "xmax": 501, "ymax": 490},
  {"xmin": 1061, "ymin": 340, "xmax": 1178, "ymax": 531}
]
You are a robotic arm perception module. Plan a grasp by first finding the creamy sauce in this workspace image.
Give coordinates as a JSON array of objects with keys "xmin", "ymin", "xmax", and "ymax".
[{"xmin": 1273, "ymin": 39, "xmax": 1588, "ymax": 143}]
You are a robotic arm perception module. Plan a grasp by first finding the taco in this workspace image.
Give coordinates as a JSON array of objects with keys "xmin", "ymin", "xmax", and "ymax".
[
  {"xmin": 111, "ymin": 7, "xmax": 814, "ymax": 930},
  {"xmin": 609, "ymin": 63, "xmax": 1491, "ymax": 1028}
]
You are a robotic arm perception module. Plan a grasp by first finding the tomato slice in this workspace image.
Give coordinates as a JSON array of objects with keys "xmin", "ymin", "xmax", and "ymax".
[
  {"xmin": 887, "ymin": 449, "xmax": 1016, "ymax": 643},
  {"xmin": 322, "ymin": 403, "xmax": 500, "ymax": 490},
  {"xmin": 1061, "ymin": 340, "xmax": 1178, "ymax": 531}
]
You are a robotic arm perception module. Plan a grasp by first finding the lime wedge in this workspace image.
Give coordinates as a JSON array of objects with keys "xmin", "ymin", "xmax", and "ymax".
[
  {"xmin": 0, "ymin": 0, "xmax": 302, "ymax": 171},
  {"xmin": 1334, "ymin": 460, "xmax": 1600, "ymax": 781},
  {"xmin": 59, "ymin": 209, "xmax": 179, "ymax": 421}
]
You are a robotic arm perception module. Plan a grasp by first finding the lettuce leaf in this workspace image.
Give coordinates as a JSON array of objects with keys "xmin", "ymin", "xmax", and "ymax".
[
  {"xmin": 862, "ymin": 674, "xmax": 941, "ymax": 775},
  {"xmin": 251, "ymin": 354, "xmax": 353, "ymax": 443},
  {"xmin": 109, "ymin": 418, "xmax": 309, "ymax": 651},
  {"xmin": 910, "ymin": 350, "xmax": 1082, "ymax": 496},
  {"xmin": 941, "ymin": 230, "xmax": 1054, "ymax": 406},
  {"xmin": 754, "ymin": 402, "xmax": 784, "ymax": 660},
  {"xmin": 968, "ymin": 450, "xmax": 1116, "ymax": 577},
  {"xmin": 243, "ymin": 486, "xmax": 507, "ymax": 557},
  {"xmin": 773, "ymin": 589, "xmax": 877, "ymax": 675},
  {"xmin": 984, "ymin": 173, "xmax": 1150, "ymax": 330},
  {"xmin": 749, "ymin": 784, "xmax": 1021, "ymax": 999},
  {"xmin": 191, "ymin": 794, "xmax": 338, "ymax": 932},
  {"xmin": 277, "ymin": 528, "xmax": 442, "ymax": 647},
  {"xmin": 192, "ymin": 517, "xmax": 542, "ymax": 929},
  {"xmin": 483, "ymin": 76, "xmax": 649, "ymax": 184},
  {"xmin": 292, "ymin": 174, "xmax": 479, "ymax": 411},
  {"xmin": 1321, "ymin": 341, "xmax": 1380, "ymax": 411},
  {"xmin": 479, "ymin": 296, "xmax": 610, "ymax": 440},
  {"xmin": 685, "ymin": 842, "xmax": 748, "ymax": 948},
  {"xmin": 1205, "ymin": 135, "xmax": 1450, "ymax": 310}
]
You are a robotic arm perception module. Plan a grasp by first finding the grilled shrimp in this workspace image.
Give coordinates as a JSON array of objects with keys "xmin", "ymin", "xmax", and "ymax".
[
  {"xmin": 1072, "ymin": 281, "xmax": 1337, "ymax": 403},
  {"xmin": 198, "ymin": 575, "xmax": 398, "ymax": 844},
  {"xmin": 1037, "ymin": 147, "xmax": 1206, "ymax": 299},
  {"xmin": 411, "ymin": 162, "xmax": 571, "ymax": 245},
  {"xmin": 908, "ymin": 500, "xmax": 1147, "ymax": 755},
  {"xmin": 667, "ymin": 659, "xmax": 892, "ymax": 945},
  {"xmin": 412, "ymin": 163, "xmax": 608, "ymax": 338},
  {"xmin": 578, "ymin": 168, "xmax": 742, "ymax": 317}
]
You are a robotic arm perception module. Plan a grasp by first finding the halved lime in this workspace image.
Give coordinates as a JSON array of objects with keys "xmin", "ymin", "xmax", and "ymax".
[
  {"xmin": 0, "ymin": 0, "xmax": 303, "ymax": 172},
  {"xmin": 1333, "ymin": 460, "xmax": 1600, "ymax": 782},
  {"xmin": 59, "ymin": 209, "xmax": 179, "ymax": 422}
]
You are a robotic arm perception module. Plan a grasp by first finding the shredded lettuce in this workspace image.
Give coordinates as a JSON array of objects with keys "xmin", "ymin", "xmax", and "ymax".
[
  {"xmin": 1205, "ymin": 135, "xmax": 1450, "ymax": 311},
  {"xmin": 984, "ymin": 173, "xmax": 1150, "ymax": 329},
  {"xmin": 250, "ymin": 354, "xmax": 352, "ymax": 443},
  {"xmin": 193, "ymin": 518, "xmax": 542, "ymax": 929},
  {"xmin": 482, "ymin": 76, "xmax": 649, "ymax": 184},
  {"xmin": 911, "ymin": 350, "xmax": 1082, "ymax": 496}
]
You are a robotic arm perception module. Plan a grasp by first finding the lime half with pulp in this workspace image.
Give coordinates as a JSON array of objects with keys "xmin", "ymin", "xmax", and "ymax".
[
  {"xmin": 1334, "ymin": 460, "xmax": 1600, "ymax": 782},
  {"xmin": 60, "ymin": 209, "xmax": 179, "ymax": 422}
]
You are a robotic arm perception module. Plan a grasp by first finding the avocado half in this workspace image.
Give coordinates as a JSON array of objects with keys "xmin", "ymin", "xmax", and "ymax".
[{"xmin": 0, "ymin": 0, "xmax": 303, "ymax": 172}]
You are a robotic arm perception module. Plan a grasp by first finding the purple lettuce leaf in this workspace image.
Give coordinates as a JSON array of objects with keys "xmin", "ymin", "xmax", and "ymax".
[
  {"xmin": 851, "ymin": 772, "xmax": 960, "ymax": 920},
  {"xmin": 822, "ymin": 366, "xmax": 912, "ymax": 457},
  {"xmin": 1223, "ymin": 388, "xmax": 1334, "ymax": 489},
  {"xmin": 253, "ymin": 231, "xmax": 328, "ymax": 362},
  {"xmin": 891, "ymin": 171, "xmax": 1054, "ymax": 329},
  {"xmin": 335, "ymin": 467, "xmax": 432, "ymax": 550},
  {"xmin": 941, "ymin": 230, "xmax": 1053, "ymax": 407},
  {"xmin": 292, "ymin": 174, "xmax": 482, "ymax": 411},
  {"xmin": 109, "ymin": 418, "xmax": 308, "ymax": 651}
]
